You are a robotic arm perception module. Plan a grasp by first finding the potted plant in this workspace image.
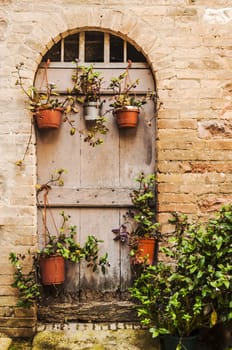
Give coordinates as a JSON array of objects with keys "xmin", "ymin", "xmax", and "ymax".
[
  {"xmin": 112, "ymin": 172, "xmax": 160, "ymax": 265},
  {"xmin": 9, "ymin": 170, "xmax": 110, "ymax": 308},
  {"xmin": 129, "ymin": 173, "xmax": 160, "ymax": 265},
  {"xmin": 36, "ymin": 170, "xmax": 109, "ymax": 285},
  {"xmin": 72, "ymin": 63, "xmax": 104, "ymax": 122},
  {"xmin": 130, "ymin": 204, "xmax": 232, "ymax": 350},
  {"xmin": 15, "ymin": 61, "xmax": 78, "ymax": 130},
  {"xmin": 9, "ymin": 211, "xmax": 110, "ymax": 306},
  {"xmin": 109, "ymin": 61, "xmax": 154, "ymax": 128},
  {"xmin": 38, "ymin": 211, "xmax": 109, "ymax": 285},
  {"xmin": 15, "ymin": 62, "xmax": 108, "ymax": 167}
]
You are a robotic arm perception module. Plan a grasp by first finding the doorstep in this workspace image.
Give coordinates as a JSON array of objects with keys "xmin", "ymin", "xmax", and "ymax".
[{"xmin": 37, "ymin": 301, "xmax": 138, "ymax": 323}]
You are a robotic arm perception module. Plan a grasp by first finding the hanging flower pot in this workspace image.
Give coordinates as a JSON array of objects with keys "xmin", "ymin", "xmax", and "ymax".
[
  {"xmin": 137, "ymin": 238, "xmax": 156, "ymax": 265},
  {"xmin": 83, "ymin": 101, "xmax": 102, "ymax": 121},
  {"xmin": 40, "ymin": 255, "xmax": 65, "ymax": 285},
  {"xmin": 109, "ymin": 61, "xmax": 155, "ymax": 129},
  {"xmin": 35, "ymin": 108, "xmax": 63, "ymax": 129},
  {"xmin": 113, "ymin": 106, "xmax": 139, "ymax": 128}
]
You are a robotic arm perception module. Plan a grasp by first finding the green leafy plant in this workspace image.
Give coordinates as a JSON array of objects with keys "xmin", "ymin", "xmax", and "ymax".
[
  {"xmin": 10, "ymin": 169, "xmax": 110, "ymax": 308},
  {"xmin": 112, "ymin": 173, "xmax": 159, "ymax": 241},
  {"xmin": 15, "ymin": 62, "xmax": 79, "ymax": 167},
  {"xmin": 39, "ymin": 211, "xmax": 110, "ymax": 274},
  {"xmin": 128, "ymin": 173, "xmax": 160, "ymax": 264},
  {"xmin": 9, "ymin": 252, "xmax": 41, "ymax": 308},
  {"xmin": 72, "ymin": 63, "xmax": 103, "ymax": 104},
  {"xmin": 130, "ymin": 204, "xmax": 232, "ymax": 346},
  {"xmin": 129, "ymin": 173, "xmax": 159, "ymax": 238},
  {"xmin": 9, "ymin": 213, "xmax": 110, "ymax": 308},
  {"xmin": 67, "ymin": 61, "xmax": 109, "ymax": 145},
  {"xmin": 81, "ymin": 116, "xmax": 109, "ymax": 147},
  {"xmin": 108, "ymin": 61, "xmax": 155, "ymax": 110},
  {"xmin": 112, "ymin": 173, "xmax": 160, "ymax": 264},
  {"xmin": 82, "ymin": 234, "xmax": 109, "ymax": 274},
  {"xmin": 36, "ymin": 170, "xmax": 109, "ymax": 270},
  {"xmin": 15, "ymin": 62, "xmax": 78, "ymax": 115}
]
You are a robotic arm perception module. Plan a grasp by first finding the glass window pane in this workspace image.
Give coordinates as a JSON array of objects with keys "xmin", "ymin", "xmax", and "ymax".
[
  {"xmin": 110, "ymin": 34, "xmax": 124, "ymax": 62},
  {"xmin": 42, "ymin": 42, "xmax": 61, "ymax": 62},
  {"xmin": 64, "ymin": 33, "xmax": 79, "ymax": 62},
  {"xmin": 127, "ymin": 42, "xmax": 146, "ymax": 62},
  {"xmin": 85, "ymin": 31, "xmax": 104, "ymax": 62}
]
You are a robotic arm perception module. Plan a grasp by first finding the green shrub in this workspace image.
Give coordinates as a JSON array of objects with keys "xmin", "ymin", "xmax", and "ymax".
[{"xmin": 130, "ymin": 204, "xmax": 232, "ymax": 338}]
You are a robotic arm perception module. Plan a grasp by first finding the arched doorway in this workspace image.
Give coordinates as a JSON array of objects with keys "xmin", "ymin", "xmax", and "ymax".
[{"xmin": 36, "ymin": 29, "xmax": 156, "ymax": 302}]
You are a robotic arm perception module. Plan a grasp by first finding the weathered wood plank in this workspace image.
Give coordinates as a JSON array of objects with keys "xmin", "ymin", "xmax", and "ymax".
[
  {"xmin": 37, "ymin": 187, "xmax": 134, "ymax": 207},
  {"xmin": 35, "ymin": 67, "xmax": 154, "ymax": 92},
  {"xmin": 78, "ymin": 208, "xmax": 120, "ymax": 297}
]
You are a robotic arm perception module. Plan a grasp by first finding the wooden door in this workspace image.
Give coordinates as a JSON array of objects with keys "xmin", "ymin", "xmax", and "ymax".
[{"xmin": 36, "ymin": 63, "xmax": 156, "ymax": 302}]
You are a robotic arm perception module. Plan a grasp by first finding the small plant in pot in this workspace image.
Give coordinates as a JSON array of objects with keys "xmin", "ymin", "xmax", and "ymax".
[
  {"xmin": 15, "ymin": 61, "xmax": 78, "ymax": 130},
  {"xmin": 71, "ymin": 62, "xmax": 109, "ymax": 146},
  {"xmin": 39, "ymin": 211, "xmax": 109, "ymax": 285},
  {"xmin": 112, "ymin": 172, "xmax": 160, "ymax": 265},
  {"xmin": 9, "ymin": 169, "xmax": 110, "ymax": 308},
  {"xmin": 130, "ymin": 204, "xmax": 232, "ymax": 350},
  {"xmin": 36, "ymin": 171, "xmax": 109, "ymax": 285},
  {"xmin": 128, "ymin": 172, "xmax": 160, "ymax": 265},
  {"xmin": 72, "ymin": 63, "xmax": 104, "ymax": 122},
  {"xmin": 9, "ymin": 211, "xmax": 110, "ymax": 307},
  {"xmin": 109, "ymin": 60, "xmax": 155, "ymax": 128}
]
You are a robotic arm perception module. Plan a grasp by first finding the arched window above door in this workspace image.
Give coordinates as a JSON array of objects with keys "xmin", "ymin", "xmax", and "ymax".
[{"xmin": 42, "ymin": 31, "xmax": 147, "ymax": 66}]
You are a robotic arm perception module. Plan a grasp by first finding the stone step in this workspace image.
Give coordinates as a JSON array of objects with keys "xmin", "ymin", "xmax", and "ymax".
[
  {"xmin": 38, "ymin": 301, "xmax": 139, "ymax": 323},
  {"xmin": 33, "ymin": 324, "xmax": 160, "ymax": 350},
  {"xmin": 0, "ymin": 333, "xmax": 12, "ymax": 350}
]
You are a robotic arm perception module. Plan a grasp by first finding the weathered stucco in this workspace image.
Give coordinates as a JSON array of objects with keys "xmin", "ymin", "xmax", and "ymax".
[{"xmin": 0, "ymin": 0, "xmax": 231, "ymax": 339}]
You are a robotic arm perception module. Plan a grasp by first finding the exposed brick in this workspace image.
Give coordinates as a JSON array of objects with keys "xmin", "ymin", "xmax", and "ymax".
[
  {"xmin": 157, "ymin": 119, "xmax": 197, "ymax": 129},
  {"xmin": 0, "ymin": 327, "xmax": 35, "ymax": 338},
  {"xmin": 158, "ymin": 149, "xmax": 232, "ymax": 161},
  {"xmin": 0, "ymin": 317, "xmax": 36, "ymax": 328}
]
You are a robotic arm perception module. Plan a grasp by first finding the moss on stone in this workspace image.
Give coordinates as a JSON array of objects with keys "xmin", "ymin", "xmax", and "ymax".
[
  {"xmin": 32, "ymin": 331, "xmax": 68, "ymax": 350},
  {"xmin": 9, "ymin": 339, "xmax": 32, "ymax": 350},
  {"xmin": 31, "ymin": 329, "xmax": 159, "ymax": 350}
]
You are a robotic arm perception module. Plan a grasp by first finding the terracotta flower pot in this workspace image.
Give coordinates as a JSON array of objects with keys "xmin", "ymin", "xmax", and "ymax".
[
  {"xmin": 40, "ymin": 255, "xmax": 65, "ymax": 285},
  {"xmin": 137, "ymin": 238, "xmax": 156, "ymax": 265},
  {"xmin": 35, "ymin": 108, "xmax": 63, "ymax": 129},
  {"xmin": 114, "ymin": 106, "xmax": 139, "ymax": 128}
]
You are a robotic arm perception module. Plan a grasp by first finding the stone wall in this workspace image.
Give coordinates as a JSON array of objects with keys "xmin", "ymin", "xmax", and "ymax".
[{"xmin": 0, "ymin": 0, "xmax": 231, "ymax": 338}]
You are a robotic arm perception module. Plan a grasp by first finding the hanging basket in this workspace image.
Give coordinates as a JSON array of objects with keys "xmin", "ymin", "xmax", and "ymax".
[
  {"xmin": 137, "ymin": 238, "xmax": 156, "ymax": 265},
  {"xmin": 35, "ymin": 108, "xmax": 63, "ymax": 129},
  {"xmin": 40, "ymin": 255, "xmax": 65, "ymax": 285},
  {"xmin": 113, "ymin": 106, "xmax": 139, "ymax": 128}
]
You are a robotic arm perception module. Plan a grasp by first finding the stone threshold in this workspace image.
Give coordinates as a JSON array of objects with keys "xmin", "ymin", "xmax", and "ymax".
[{"xmin": 37, "ymin": 301, "xmax": 139, "ymax": 323}]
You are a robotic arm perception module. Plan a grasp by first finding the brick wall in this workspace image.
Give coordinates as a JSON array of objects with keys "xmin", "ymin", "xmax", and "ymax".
[{"xmin": 0, "ymin": 0, "xmax": 231, "ymax": 337}]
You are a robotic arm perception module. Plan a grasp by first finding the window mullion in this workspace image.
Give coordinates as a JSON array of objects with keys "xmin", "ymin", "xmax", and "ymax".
[
  {"xmin": 104, "ymin": 33, "xmax": 109, "ymax": 64},
  {"xmin": 79, "ymin": 32, "xmax": 85, "ymax": 63},
  {"xmin": 124, "ymin": 41, "xmax": 127, "ymax": 63},
  {"xmin": 61, "ymin": 39, "xmax": 64, "ymax": 62}
]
